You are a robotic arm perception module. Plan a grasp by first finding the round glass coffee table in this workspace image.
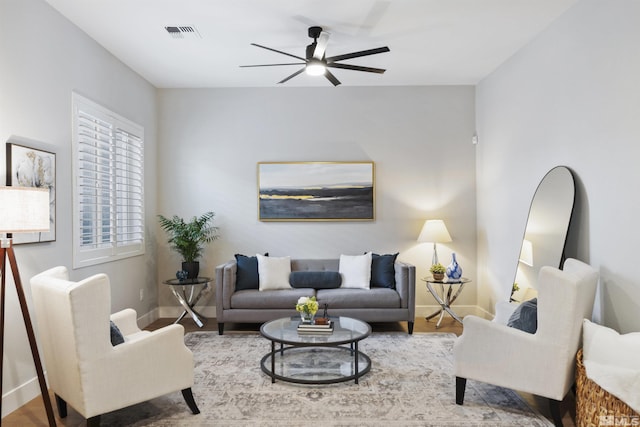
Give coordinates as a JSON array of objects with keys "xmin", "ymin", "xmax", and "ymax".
[{"xmin": 260, "ymin": 316, "xmax": 372, "ymax": 385}]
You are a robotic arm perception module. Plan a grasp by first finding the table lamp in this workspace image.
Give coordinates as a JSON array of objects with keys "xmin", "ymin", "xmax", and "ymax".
[
  {"xmin": 0, "ymin": 187, "xmax": 56, "ymax": 426},
  {"xmin": 418, "ymin": 219, "xmax": 452, "ymax": 265}
]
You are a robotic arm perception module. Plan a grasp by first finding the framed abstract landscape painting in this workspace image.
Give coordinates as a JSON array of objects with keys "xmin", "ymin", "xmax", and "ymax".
[{"xmin": 258, "ymin": 161, "xmax": 375, "ymax": 221}]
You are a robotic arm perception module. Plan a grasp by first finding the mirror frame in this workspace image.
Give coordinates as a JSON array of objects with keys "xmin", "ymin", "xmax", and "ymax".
[{"xmin": 511, "ymin": 166, "xmax": 575, "ymax": 301}]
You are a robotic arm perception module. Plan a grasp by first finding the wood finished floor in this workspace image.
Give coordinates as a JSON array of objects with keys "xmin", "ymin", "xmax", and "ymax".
[{"xmin": 3, "ymin": 316, "xmax": 575, "ymax": 426}]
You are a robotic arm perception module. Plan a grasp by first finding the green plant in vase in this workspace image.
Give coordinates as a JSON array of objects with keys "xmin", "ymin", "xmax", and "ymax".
[
  {"xmin": 158, "ymin": 211, "xmax": 219, "ymax": 279},
  {"xmin": 430, "ymin": 263, "xmax": 446, "ymax": 281},
  {"xmin": 296, "ymin": 296, "xmax": 319, "ymax": 323}
]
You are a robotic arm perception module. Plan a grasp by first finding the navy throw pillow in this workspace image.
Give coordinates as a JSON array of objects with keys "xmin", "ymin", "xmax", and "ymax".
[
  {"xmin": 507, "ymin": 298, "xmax": 538, "ymax": 334},
  {"xmin": 290, "ymin": 271, "xmax": 342, "ymax": 289},
  {"xmin": 370, "ymin": 253, "xmax": 399, "ymax": 288},
  {"xmin": 234, "ymin": 253, "xmax": 268, "ymax": 290},
  {"xmin": 110, "ymin": 321, "xmax": 125, "ymax": 346}
]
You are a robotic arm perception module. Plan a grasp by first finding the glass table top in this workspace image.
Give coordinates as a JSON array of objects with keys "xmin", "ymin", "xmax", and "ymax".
[{"xmin": 260, "ymin": 316, "xmax": 371, "ymax": 346}]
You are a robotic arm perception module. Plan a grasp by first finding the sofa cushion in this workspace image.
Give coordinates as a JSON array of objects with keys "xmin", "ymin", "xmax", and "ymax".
[
  {"xmin": 339, "ymin": 252, "xmax": 372, "ymax": 289},
  {"xmin": 507, "ymin": 298, "xmax": 538, "ymax": 334},
  {"xmin": 370, "ymin": 253, "xmax": 398, "ymax": 289},
  {"xmin": 231, "ymin": 288, "xmax": 315, "ymax": 309},
  {"xmin": 317, "ymin": 288, "xmax": 400, "ymax": 309},
  {"xmin": 290, "ymin": 271, "xmax": 342, "ymax": 289},
  {"xmin": 234, "ymin": 253, "xmax": 267, "ymax": 290},
  {"xmin": 257, "ymin": 254, "xmax": 292, "ymax": 291}
]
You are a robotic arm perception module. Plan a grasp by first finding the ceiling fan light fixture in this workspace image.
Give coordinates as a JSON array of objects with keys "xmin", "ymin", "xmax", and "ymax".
[
  {"xmin": 305, "ymin": 60, "xmax": 326, "ymax": 76},
  {"xmin": 242, "ymin": 26, "xmax": 389, "ymax": 86}
]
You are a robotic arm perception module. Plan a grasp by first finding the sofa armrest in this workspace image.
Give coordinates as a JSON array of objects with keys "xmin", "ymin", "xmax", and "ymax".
[
  {"xmin": 395, "ymin": 261, "xmax": 416, "ymax": 320},
  {"xmin": 215, "ymin": 261, "xmax": 237, "ymax": 319}
]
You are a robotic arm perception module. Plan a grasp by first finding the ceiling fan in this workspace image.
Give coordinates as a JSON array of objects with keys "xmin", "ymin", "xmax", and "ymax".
[{"xmin": 240, "ymin": 26, "xmax": 390, "ymax": 86}]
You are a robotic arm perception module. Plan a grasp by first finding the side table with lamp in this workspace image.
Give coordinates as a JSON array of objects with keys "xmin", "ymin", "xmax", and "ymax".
[{"xmin": 417, "ymin": 219, "xmax": 471, "ymax": 328}]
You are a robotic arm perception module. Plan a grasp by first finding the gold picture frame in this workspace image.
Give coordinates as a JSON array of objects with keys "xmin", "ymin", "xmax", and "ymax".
[{"xmin": 258, "ymin": 161, "xmax": 375, "ymax": 222}]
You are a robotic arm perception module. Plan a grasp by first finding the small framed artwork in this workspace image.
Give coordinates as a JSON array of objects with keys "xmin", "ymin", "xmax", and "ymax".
[
  {"xmin": 6, "ymin": 142, "xmax": 56, "ymax": 243},
  {"xmin": 258, "ymin": 161, "xmax": 375, "ymax": 221}
]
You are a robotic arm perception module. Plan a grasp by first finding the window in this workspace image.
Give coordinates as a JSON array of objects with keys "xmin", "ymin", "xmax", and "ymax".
[{"xmin": 72, "ymin": 93, "xmax": 145, "ymax": 268}]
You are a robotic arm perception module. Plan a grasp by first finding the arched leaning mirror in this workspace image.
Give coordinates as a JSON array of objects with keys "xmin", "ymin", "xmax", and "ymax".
[{"xmin": 511, "ymin": 166, "xmax": 575, "ymax": 301}]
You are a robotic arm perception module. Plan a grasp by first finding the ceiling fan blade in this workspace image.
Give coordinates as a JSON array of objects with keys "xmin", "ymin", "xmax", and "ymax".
[
  {"xmin": 326, "ymin": 46, "xmax": 390, "ymax": 63},
  {"xmin": 240, "ymin": 63, "xmax": 305, "ymax": 68},
  {"xmin": 313, "ymin": 31, "xmax": 330, "ymax": 59},
  {"xmin": 278, "ymin": 68, "xmax": 306, "ymax": 84},
  {"xmin": 324, "ymin": 70, "xmax": 341, "ymax": 86},
  {"xmin": 327, "ymin": 63, "xmax": 386, "ymax": 74},
  {"xmin": 251, "ymin": 43, "xmax": 306, "ymax": 61}
]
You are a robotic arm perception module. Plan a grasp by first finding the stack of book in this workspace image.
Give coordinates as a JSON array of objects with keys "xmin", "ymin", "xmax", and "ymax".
[{"xmin": 297, "ymin": 320, "xmax": 334, "ymax": 335}]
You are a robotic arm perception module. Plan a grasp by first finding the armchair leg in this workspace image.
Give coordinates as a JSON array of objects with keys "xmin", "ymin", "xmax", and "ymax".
[
  {"xmin": 217, "ymin": 322, "xmax": 224, "ymax": 335},
  {"xmin": 548, "ymin": 398, "xmax": 563, "ymax": 427},
  {"xmin": 407, "ymin": 321, "xmax": 414, "ymax": 335},
  {"xmin": 55, "ymin": 394, "xmax": 67, "ymax": 418},
  {"xmin": 456, "ymin": 377, "xmax": 467, "ymax": 405},
  {"xmin": 87, "ymin": 415, "xmax": 101, "ymax": 427},
  {"xmin": 182, "ymin": 388, "xmax": 200, "ymax": 414}
]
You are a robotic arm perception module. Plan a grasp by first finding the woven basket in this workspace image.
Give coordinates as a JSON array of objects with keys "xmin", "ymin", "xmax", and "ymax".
[{"xmin": 576, "ymin": 348, "xmax": 639, "ymax": 427}]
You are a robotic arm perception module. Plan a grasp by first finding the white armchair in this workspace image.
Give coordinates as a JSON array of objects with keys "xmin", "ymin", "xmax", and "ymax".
[
  {"xmin": 30, "ymin": 266, "xmax": 200, "ymax": 426},
  {"xmin": 453, "ymin": 259, "xmax": 598, "ymax": 427}
]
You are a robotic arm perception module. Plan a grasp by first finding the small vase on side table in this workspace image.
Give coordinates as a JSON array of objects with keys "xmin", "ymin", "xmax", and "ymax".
[{"xmin": 446, "ymin": 253, "xmax": 463, "ymax": 280}]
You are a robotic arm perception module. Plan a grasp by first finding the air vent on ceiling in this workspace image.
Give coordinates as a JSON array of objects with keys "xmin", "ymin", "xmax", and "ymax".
[{"xmin": 165, "ymin": 26, "xmax": 201, "ymax": 39}]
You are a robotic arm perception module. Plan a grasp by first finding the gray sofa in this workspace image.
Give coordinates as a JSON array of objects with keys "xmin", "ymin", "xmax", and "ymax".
[{"xmin": 215, "ymin": 258, "xmax": 416, "ymax": 334}]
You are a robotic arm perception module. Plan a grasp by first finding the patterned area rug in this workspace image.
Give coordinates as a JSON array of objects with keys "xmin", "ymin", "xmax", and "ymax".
[{"xmin": 98, "ymin": 332, "xmax": 553, "ymax": 426}]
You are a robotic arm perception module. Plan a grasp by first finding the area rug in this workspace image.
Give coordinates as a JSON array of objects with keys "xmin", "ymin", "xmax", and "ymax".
[{"xmin": 98, "ymin": 332, "xmax": 553, "ymax": 426}]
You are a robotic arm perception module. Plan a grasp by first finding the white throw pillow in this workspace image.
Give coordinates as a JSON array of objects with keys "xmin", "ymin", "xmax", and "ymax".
[
  {"xmin": 583, "ymin": 319, "xmax": 640, "ymax": 371},
  {"xmin": 582, "ymin": 319, "xmax": 640, "ymax": 413},
  {"xmin": 339, "ymin": 252, "xmax": 372, "ymax": 289},
  {"xmin": 257, "ymin": 254, "xmax": 292, "ymax": 291}
]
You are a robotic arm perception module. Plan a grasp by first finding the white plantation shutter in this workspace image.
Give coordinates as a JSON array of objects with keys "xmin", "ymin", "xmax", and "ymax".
[
  {"xmin": 115, "ymin": 127, "xmax": 144, "ymax": 247},
  {"xmin": 72, "ymin": 93, "xmax": 145, "ymax": 268}
]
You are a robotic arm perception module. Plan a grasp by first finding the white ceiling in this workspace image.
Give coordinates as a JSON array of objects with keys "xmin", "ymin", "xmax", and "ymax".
[{"xmin": 44, "ymin": 0, "xmax": 577, "ymax": 88}]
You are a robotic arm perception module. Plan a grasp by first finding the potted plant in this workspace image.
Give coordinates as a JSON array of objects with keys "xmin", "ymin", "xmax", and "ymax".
[
  {"xmin": 158, "ymin": 211, "xmax": 219, "ymax": 279},
  {"xmin": 296, "ymin": 296, "xmax": 319, "ymax": 323},
  {"xmin": 429, "ymin": 263, "xmax": 446, "ymax": 281}
]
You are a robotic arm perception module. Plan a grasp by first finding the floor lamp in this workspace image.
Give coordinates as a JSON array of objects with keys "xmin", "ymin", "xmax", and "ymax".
[{"xmin": 0, "ymin": 186, "xmax": 56, "ymax": 426}]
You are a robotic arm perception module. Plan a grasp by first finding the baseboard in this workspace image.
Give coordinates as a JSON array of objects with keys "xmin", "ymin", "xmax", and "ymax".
[
  {"xmin": 415, "ymin": 304, "xmax": 494, "ymax": 321},
  {"xmin": 136, "ymin": 307, "xmax": 160, "ymax": 328},
  {"xmin": 1, "ymin": 375, "xmax": 44, "ymax": 418},
  {"xmin": 158, "ymin": 305, "xmax": 217, "ymax": 320}
]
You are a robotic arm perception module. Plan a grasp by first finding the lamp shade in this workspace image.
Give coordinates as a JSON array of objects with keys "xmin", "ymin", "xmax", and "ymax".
[
  {"xmin": 519, "ymin": 239, "xmax": 534, "ymax": 266},
  {"xmin": 0, "ymin": 187, "xmax": 50, "ymax": 233},
  {"xmin": 417, "ymin": 219, "xmax": 452, "ymax": 243}
]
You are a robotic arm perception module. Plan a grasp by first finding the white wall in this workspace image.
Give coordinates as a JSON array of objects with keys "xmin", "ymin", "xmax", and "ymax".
[
  {"xmin": 157, "ymin": 86, "xmax": 478, "ymax": 317},
  {"xmin": 0, "ymin": 0, "xmax": 158, "ymax": 416},
  {"xmin": 476, "ymin": 0, "xmax": 640, "ymax": 332}
]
